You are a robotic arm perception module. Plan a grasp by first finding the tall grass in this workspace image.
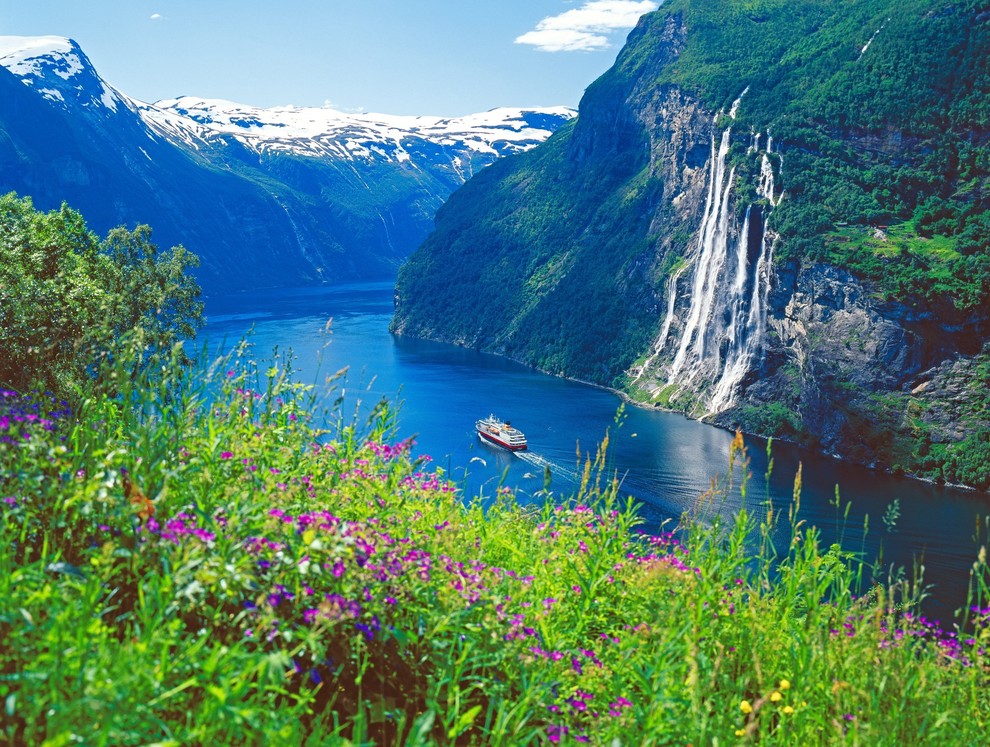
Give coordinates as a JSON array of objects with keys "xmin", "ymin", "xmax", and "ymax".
[{"xmin": 1, "ymin": 340, "xmax": 988, "ymax": 745}]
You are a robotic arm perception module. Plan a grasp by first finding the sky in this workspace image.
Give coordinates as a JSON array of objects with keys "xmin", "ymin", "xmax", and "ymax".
[{"xmin": 1, "ymin": 1, "xmax": 661, "ymax": 116}]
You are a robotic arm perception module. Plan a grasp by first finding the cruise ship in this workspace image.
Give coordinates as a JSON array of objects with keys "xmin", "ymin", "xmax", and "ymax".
[{"xmin": 475, "ymin": 415, "xmax": 527, "ymax": 451}]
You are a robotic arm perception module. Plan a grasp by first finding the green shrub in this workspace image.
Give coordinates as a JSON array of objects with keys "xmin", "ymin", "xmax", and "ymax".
[{"xmin": 0, "ymin": 193, "xmax": 203, "ymax": 398}]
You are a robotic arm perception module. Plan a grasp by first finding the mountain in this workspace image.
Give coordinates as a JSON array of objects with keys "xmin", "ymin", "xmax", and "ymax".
[
  {"xmin": 391, "ymin": 0, "xmax": 990, "ymax": 489},
  {"xmin": 0, "ymin": 36, "xmax": 574, "ymax": 291}
]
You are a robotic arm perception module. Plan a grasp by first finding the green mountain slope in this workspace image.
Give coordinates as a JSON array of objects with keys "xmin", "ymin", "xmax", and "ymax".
[{"xmin": 392, "ymin": 0, "xmax": 990, "ymax": 488}]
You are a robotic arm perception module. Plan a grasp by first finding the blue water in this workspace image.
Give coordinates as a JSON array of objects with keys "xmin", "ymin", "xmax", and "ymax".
[{"xmin": 204, "ymin": 280, "xmax": 990, "ymax": 619}]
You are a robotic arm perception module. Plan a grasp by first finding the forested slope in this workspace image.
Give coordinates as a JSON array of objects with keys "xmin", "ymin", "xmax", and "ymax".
[{"xmin": 392, "ymin": 0, "xmax": 990, "ymax": 488}]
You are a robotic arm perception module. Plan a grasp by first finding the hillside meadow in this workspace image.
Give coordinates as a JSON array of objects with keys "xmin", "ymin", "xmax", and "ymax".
[{"xmin": 2, "ymin": 335, "xmax": 989, "ymax": 746}]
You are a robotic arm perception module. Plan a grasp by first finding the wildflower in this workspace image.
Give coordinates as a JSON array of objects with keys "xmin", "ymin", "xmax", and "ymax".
[
  {"xmin": 770, "ymin": 691, "xmax": 782, "ymax": 703},
  {"xmin": 779, "ymin": 678, "xmax": 791, "ymax": 690},
  {"xmin": 740, "ymin": 700, "xmax": 753, "ymax": 714},
  {"xmin": 220, "ymin": 451, "xmax": 233, "ymax": 459},
  {"xmin": 355, "ymin": 616, "xmax": 380, "ymax": 641},
  {"xmin": 782, "ymin": 705, "xmax": 795, "ymax": 714},
  {"xmin": 735, "ymin": 729, "xmax": 746, "ymax": 737}
]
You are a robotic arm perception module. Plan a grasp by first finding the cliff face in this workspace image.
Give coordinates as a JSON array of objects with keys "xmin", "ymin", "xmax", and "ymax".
[
  {"xmin": 393, "ymin": 0, "xmax": 990, "ymax": 489},
  {"xmin": 721, "ymin": 260, "xmax": 990, "ymax": 472}
]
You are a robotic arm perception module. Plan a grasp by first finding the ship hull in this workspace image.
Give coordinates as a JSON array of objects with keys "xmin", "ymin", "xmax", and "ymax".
[{"xmin": 477, "ymin": 430, "xmax": 528, "ymax": 451}]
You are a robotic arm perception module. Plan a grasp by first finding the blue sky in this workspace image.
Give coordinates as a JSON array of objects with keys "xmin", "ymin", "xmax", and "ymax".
[{"xmin": 1, "ymin": 1, "xmax": 660, "ymax": 115}]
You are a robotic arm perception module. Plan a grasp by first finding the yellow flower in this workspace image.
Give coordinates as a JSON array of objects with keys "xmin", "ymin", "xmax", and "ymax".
[
  {"xmin": 735, "ymin": 728, "xmax": 746, "ymax": 737},
  {"xmin": 782, "ymin": 705, "xmax": 795, "ymax": 715},
  {"xmin": 770, "ymin": 691, "xmax": 783, "ymax": 702},
  {"xmin": 740, "ymin": 700, "xmax": 753, "ymax": 714},
  {"xmin": 779, "ymin": 679, "xmax": 791, "ymax": 691}
]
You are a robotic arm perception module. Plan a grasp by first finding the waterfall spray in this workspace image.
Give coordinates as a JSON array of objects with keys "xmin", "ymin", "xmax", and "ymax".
[{"xmin": 642, "ymin": 88, "xmax": 781, "ymax": 414}]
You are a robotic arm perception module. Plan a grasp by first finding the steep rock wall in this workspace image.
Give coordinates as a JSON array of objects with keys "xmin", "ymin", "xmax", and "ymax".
[
  {"xmin": 723, "ymin": 260, "xmax": 990, "ymax": 471},
  {"xmin": 393, "ymin": 1, "xmax": 990, "ymax": 488}
]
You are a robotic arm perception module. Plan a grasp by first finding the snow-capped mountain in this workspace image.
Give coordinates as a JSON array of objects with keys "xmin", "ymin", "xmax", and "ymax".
[
  {"xmin": 0, "ymin": 35, "xmax": 575, "ymax": 291},
  {"xmin": 0, "ymin": 35, "xmax": 126, "ymax": 113},
  {"xmin": 147, "ymin": 97, "xmax": 574, "ymax": 163}
]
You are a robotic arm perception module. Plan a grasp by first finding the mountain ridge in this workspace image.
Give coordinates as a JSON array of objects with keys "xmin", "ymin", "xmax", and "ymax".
[{"xmin": 0, "ymin": 35, "xmax": 575, "ymax": 292}]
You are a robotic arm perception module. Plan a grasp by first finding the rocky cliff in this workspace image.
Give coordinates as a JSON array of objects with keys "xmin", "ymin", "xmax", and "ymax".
[{"xmin": 393, "ymin": 1, "xmax": 990, "ymax": 489}]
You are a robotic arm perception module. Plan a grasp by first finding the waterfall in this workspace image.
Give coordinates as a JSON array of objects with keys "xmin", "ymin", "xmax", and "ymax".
[
  {"xmin": 709, "ymin": 148, "xmax": 778, "ymax": 411},
  {"xmin": 643, "ymin": 91, "xmax": 781, "ymax": 414},
  {"xmin": 669, "ymin": 125, "xmax": 735, "ymax": 378},
  {"xmin": 632, "ymin": 263, "xmax": 687, "ymax": 382}
]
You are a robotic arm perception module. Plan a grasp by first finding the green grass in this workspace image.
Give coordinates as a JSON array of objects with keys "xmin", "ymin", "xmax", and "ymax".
[
  {"xmin": 818, "ymin": 221, "xmax": 985, "ymax": 309},
  {"xmin": 826, "ymin": 222, "xmax": 960, "ymax": 261},
  {"xmin": 2, "ymin": 346, "xmax": 989, "ymax": 745}
]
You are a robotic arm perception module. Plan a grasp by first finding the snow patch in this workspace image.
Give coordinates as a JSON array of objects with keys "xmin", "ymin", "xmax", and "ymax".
[
  {"xmin": 0, "ymin": 35, "xmax": 83, "ymax": 81},
  {"xmin": 37, "ymin": 87, "xmax": 64, "ymax": 103}
]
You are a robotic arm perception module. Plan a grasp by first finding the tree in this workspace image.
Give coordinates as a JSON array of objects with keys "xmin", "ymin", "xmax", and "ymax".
[{"xmin": 0, "ymin": 193, "xmax": 203, "ymax": 397}]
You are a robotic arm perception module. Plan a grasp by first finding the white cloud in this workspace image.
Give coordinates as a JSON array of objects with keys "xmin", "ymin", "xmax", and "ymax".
[
  {"xmin": 150, "ymin": 13, "xmax": 163, "ymax": 21},
  {"xmin": 515, "ymin": 0, "xmax": 661, "ymax": 52}
]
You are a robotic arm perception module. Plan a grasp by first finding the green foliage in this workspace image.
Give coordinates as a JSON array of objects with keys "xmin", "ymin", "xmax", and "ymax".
[
  {"xmin": 0, "ymin": 193, "xmax": 204, "ymax": 398},
  {"xmin": 816, "ymin": 221, "xmax": 990, "ymax": 310},
  {"xmin": 3, "ymin": 349, "xmax": 989, "ymax": 745},
  {"xmin": 738, "ymin": 402, "xmax": 804, "ymax": 440},
  {"xmin": 917, "ymin": 435, "xmax": 990, "ymax": 489}
]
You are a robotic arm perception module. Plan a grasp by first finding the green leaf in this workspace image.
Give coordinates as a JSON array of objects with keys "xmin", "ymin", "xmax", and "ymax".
[
  {"xmin": 407, "ymin": 710, "xmax": 435, "ymax": 746},
  {"xmin": 448, "ymin": 705, "xmax": 482, "ymax": 739}
]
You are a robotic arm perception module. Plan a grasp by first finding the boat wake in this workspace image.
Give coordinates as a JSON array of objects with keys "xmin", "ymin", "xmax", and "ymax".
[{"xmin": 514, "ymin": 451, "xmax": 578, "ymax": 482}]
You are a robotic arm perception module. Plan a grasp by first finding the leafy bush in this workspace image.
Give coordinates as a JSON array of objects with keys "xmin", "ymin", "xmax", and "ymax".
[
  {"xmin": 0, "ymin": 192, "xmax": 203, "ymax": 398},
  {"xmin": 738, "ymin": 402, "xmax": 804, "ymax": 440}
]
